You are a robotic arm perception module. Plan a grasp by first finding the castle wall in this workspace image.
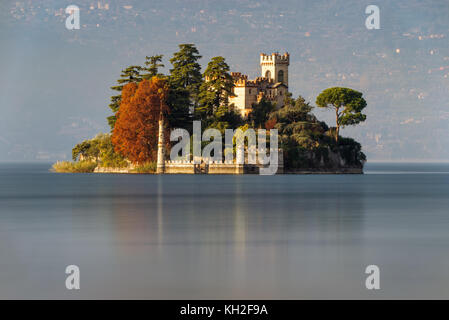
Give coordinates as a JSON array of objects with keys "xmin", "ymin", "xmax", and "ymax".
[
  {"xmin": 163, "ymin": 162, "xmax": 283, "ymax": 174},
  {"xmin": 273, "ymin": 86, "xmax": 287, "ymax": 107},
  {"xmin": 230, "ymin": 86, "xmax": 248, "ymax": 109},
  {"xmin": 229, "ymin": 85, "xmax": 258, "ymax": 118},
  {"xmin": 161, "ymin": 153, "xmax": 284, "ymax": 174},
  {"xmin": 165, "ymin": 163, "xmax": 195, "ymax": 174}
]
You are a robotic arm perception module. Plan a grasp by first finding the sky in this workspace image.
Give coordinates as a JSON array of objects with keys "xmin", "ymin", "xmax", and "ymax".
[{"xmin": 0, "ymin": 0, "xmax": 448, "ymax": 161}]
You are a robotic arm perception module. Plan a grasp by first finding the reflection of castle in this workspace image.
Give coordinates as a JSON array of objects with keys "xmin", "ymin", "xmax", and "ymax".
[{"xmin": 230, "ymin": 52, "xmax": 290, "ymax": 117}]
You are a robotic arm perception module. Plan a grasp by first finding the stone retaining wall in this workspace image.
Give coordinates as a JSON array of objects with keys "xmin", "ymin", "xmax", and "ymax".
[{"xmin": 94, "ymin": 167, "xmax": 131, "ymax": 173}]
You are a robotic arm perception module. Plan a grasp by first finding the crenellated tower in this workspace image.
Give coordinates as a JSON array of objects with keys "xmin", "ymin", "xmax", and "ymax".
[{"xmin": 260, "ymin": 52, "xmax": 290, "ymax": 87}]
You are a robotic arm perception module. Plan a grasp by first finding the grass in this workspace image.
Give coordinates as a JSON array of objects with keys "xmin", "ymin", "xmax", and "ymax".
[
  {"xmin": 51, "ymin": 160, "xmax": 97, "ymax": 173},
  {"xmin": 52, "ymin": 160, "xmax": 156, "ymax": 174},
  {"xmin": 131, "ymin": 162, "xmax": 157, "ymax": 174}
]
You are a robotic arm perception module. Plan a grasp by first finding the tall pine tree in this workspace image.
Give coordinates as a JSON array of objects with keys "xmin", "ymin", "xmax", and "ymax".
[
  {"xmin": 107, "ymin": 65, "xmax": 144, "ymax": 129},
  {"xmin": 108, "ymin": 55, "xmax": 166, "ymax": 130},
  {"xmin": 197, "ymin": 56, "xmax": 234, "ymax": 122},
  {"xmin": 169, "ymin": 44, "xmax": 202, "ymax": 104},
  {"xmin": 142, "ymin": 55, "xmax": 165, "ymax": 80},
  {"xmin": 167, "ymin": 44, "xmax": 202, "ymax": 130}
]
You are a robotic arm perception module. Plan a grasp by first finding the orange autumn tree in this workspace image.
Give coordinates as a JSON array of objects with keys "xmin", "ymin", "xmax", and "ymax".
[{"xmin": 111, "ymin": 77, "xmax": 169, "ymax": 164}]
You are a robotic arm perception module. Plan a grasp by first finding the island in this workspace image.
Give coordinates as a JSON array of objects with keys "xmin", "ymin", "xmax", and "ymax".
[{"xmin": 52, "ymin": 44, "xmax": 367, "ymax": 174}]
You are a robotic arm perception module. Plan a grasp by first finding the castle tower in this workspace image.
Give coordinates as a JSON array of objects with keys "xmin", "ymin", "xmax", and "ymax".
[{"xmin": 260, "ymin": 52, "xmax": 290, "ymax": 87}]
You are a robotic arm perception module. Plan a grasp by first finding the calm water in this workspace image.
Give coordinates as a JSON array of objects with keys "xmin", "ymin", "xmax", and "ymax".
[{"xmin": 0, "ymin": 162, "xmax": 449, "ymax": 299}]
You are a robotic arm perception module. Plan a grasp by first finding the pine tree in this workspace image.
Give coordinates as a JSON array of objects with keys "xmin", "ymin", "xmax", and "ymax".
[
  {"xmin": 142, "ymin": 55, "xmax": 165, "ymax": 80},
  {"xmin": 249, "ymin": 98, "xmax": 275, "ymax": 129},
  {"xmin": 316, "ymin": 87, "xmax": 367, "ymax": 142},
  {"xmin": 167, "ymin": 44, "xmax": 202, "ymax": 130},
  {"xmin": 169, "ymin": 44, "xmax": 202, "ymax": 104},
  {"xmin": 107, "ymin": 65, "xmax": 144, "ymax": 129},
  {"xmin": 197, "ymin": 56, "xmax": 234, "ymax": 121}
]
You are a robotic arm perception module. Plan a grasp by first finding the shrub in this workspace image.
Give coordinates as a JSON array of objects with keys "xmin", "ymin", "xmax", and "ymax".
[
  {"xmin": 132, "ymin": 162, "xmax": 157, "ymax": 173},
  {"xmin": 51, "ymin": 161, "xmax": 97, "ymax": 173},
  {"xmin": 72, "ymin": 133, "xmax": 128, "ymax": 167}
]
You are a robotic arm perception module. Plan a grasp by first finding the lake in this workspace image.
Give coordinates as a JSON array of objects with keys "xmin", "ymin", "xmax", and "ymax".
[{"xmin": 0, "ymin": 162, "xmax": 448, "ymax": 299}]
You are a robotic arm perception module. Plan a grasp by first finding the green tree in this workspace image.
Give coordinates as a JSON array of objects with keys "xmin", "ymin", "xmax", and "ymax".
[
  {"xmin": 249, "ymin": 98, "xmax": 275, "ymax": 128},
  {"xmin": 197, "ymin": 56, "xmax": 234, "ymax": 120},
  {"xmin": 269, "ymin": 96, "xmax": 326, "ymax": 150},
  {"xmin": 315, "ymin": 87, "xmax": 367, "ymax": 142},
  {"xmin": 207, "ymin": 104, "xmax": 244, "ymax": 133},
  {"xmin": 72, "ymin": 140, "xmax": 94, "ymax": 161},
  {"xmin": 142, "ymin": 55, "xmax": 165, "ymax": 80},
  {"xmin": 72, "ymin": 133, "xmax": 127, "ymax": 167},
  {"xmin": 169, "ymin": 44, "xmax": 202, "ymax": 105},
  {"xmin": 293, "ymin": 95, "xmax": 313, "ymax": 114},
  {"xmin": 166, "ymin": 83, "xmax": 191, "ymax": 130},
  {"xmin": 96, "ymin": 133, "xmax": 128, "ymax": 168},
  {"xmin": 168, "ymin": 44, "xmax": 202, "ymax": 130},
  {"xmin": 283, "ymin": 91, "xmax": 295, "ymax": 107},
  {"xmin": 107, "ymin": 65, "xmax": 144, "ymax": 129}
]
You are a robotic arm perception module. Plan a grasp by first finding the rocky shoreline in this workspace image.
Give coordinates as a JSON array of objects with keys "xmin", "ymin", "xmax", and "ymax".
[{"xmin": 92, "ymin": 166, "xmax": 363, "ymax": 174}]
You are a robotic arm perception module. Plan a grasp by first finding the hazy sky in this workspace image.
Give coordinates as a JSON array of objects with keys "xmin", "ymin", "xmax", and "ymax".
[{"xmin": 1, "ymin": 0, "xmax": 448, "ymax": 161}]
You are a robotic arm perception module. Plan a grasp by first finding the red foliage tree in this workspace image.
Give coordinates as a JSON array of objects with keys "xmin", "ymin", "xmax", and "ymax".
[{"xmin": 112, "ymin": 77, "xmax": 169, "ymax": 164}]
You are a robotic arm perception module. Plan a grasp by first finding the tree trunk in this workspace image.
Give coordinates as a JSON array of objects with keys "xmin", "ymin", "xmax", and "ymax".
[{"xmin": 335, "ymin": 108, "xmax": 340, "ymax": 143}]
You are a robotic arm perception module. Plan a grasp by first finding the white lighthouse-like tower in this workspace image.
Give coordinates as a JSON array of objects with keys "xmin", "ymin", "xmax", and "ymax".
[{"xmin": 156, "ymin": 109, "xmax": 165, "ymax": 174}]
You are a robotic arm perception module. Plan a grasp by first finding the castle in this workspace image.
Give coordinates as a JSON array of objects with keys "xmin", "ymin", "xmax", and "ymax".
[{"xmin": 229, "ymin": 52, "xmax": 290, "ymax": 117}]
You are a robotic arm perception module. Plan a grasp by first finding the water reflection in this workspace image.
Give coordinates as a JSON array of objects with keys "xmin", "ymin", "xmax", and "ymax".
[
  {"xmin": 157, "ymin": 175, "xmax": 164, "ymax": 248},
  {"xmin": 0, "ymin": 163, "xmax": 448, "ymax": 298}
]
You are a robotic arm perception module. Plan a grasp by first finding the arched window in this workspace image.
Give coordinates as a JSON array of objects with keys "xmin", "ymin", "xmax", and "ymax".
[
  {"xmin": 278, "ymin": 70, "xmax": 284, "ymax": 83},
  {"xmin": 265, "ymin": 70, "xmax": 271, "ymax": 79}
]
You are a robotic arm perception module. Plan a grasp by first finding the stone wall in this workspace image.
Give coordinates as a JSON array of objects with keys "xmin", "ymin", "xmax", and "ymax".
[
  {"xmin": 285, "ymin": 167, "xmax": 363, "ymax": 174},
  {"xmin": 164, "ymin": 162, "xmax": 195, "ymax": 174},
  {"xmin": 94, "ymin": 167, "xmax": 131, "ymax": 173},
  {"xmin": 163, "ymin": 160, "xmax": 283, "ymax": 174}
]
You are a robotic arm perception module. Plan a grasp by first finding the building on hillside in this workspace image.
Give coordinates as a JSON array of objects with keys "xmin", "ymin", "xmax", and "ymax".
[{"xmin": 229, "ymin": 52, "xmax": 290, "ymax": 118}]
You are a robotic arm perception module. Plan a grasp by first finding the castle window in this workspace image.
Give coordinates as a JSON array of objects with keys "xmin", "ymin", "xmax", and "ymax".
[
  {"xmin": 265, "ymin": 70, "xmax": 271, "ymax": 79},
  {"xmin": 278, "ymin": 70, "xmax": 284, "ymax": 83},
  {"xmin": 249, "ymin": 89, "xmax": 252, "ymax": 94}
]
